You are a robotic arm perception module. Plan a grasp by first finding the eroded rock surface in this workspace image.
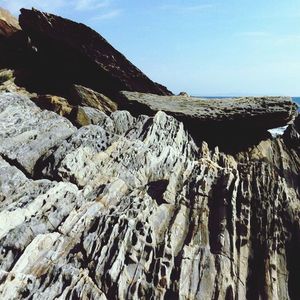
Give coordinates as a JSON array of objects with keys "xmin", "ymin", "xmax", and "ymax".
[
  {"xmin": 0, "ymin": 93, "xmax": 76, "ymax": 175},
  {"xmin": 120, "ymin": 91, "xmax": 298, "ymax": 151},
  {"xmin": 0, "ymin": 92, "xmax": 299, "ymax": 300}
]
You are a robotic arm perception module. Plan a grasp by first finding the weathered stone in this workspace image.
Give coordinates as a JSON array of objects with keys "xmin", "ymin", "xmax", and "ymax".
[
  {"xmin": 0, "ymin": 7, "xmax": 299, "ymax": 300},
  {"xmin": 120, "ymin": 91, "xmax": 298, "ymax": 151},
  {"xmin": 284, "ymin": 114, "xmax": 300, "ymax": 150},
  {"xmin": 0, "ymin": 103, "xmax": 299, "ymax": 299},
  {"xmin": 0, "ymin": 93, "xmax": 76, "ymax": 175},
  {"xmin": 31, "ymin": 94, "xmax": 73, "ymax": 116},
  {"xmin": 18, "ymin": 8, "xmax": 172, "ymax": 98},
  {"xmin": 0, "ymin": 69, "xmax": 14, "ymax": 83},
  {"xmin": 70, "ymin": 84, "xmax": 117, "ymax": 113},
  {"xmin": 178, "ymin": 91, "xmax": 189, "ymax": 97}
]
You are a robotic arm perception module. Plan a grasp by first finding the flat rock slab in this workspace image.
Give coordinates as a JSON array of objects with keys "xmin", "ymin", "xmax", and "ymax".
[
  {"xmin": 0, "ymin": 93, "xmax": 76, "ymax": 175},
  {"xmin": 121, "ymin": 92, "xmax": 297, "ymax": 128},
  {"xmin": 121, "ymin": 91, "xmax": 298, "ymax": 150}
]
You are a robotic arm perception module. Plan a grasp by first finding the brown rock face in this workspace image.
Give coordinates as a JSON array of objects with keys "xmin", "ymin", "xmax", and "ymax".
[
  {"xmin": 70, "ymin": 84, "xmax": 117, "ymax": 114},
  {"xmin": 18, "ymin": 8, "xmax": 172, "ymax": 98}
]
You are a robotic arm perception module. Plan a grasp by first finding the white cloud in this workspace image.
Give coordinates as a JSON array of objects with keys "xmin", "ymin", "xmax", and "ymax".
[{"xmin": 91, "ymin": 9, "xmax": 121, "ymax": 21}]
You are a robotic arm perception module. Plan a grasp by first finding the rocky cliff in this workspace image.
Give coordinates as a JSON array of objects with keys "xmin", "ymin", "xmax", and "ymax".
[{"xmin": 0, "ymin": 7, "xmax": 299, "ymax": 300}]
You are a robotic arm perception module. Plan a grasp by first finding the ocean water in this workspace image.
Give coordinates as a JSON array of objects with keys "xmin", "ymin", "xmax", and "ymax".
[{"xmin": 293, "ymin": 97, "xmax": 300, "ymax": 111}]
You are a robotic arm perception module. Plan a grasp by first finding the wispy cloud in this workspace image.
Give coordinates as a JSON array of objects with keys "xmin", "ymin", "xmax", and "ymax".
[
  {"xmin": 159, "ymin": 3, "xmax": 214, "ymax": 13},
  {"xmin": 91, "ymin": 9, "xmax": 121, "ymax": 21},
  {"xmin": 75, "ymin": 0, "xmax": 109, "ymax": 11}
]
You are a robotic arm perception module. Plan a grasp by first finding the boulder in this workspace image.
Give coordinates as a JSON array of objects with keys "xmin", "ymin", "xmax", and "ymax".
[
  {"xmin": 120, "ymin": 91, "xmax": 298, "ymax": 151},
  {"xmin": 70, "ymin": 84, "xmax": 117, "ymax": 113},
  {"xmin": 178, "ymin": 91, "xmax": 189, "ymax": 97},
  {"xmin": 31, "ymin": 94, "xmax": 91, "ymax": 127},
  {"xmin": 18, "ymin": 8, "xmax": 172, "ymax": 98}
]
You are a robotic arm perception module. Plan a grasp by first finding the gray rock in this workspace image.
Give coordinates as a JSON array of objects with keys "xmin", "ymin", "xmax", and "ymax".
[
  {"xmin": 120, "ymin": 91, "xmax": 298, "ymax": 151},
  {"xmin": 120, "ymin": 92, "xmax": 297, "ymax": 128},
  {"xmin": 0, "ymin": 93, "xmax": 76, "ymax": 175},
  {"xmin": 0, "ymin": 93, "xmax": 299, "ymax": 299}
]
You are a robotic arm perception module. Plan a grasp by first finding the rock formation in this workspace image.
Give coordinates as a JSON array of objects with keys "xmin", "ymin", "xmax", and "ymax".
[
  {"xmin": 120, "ymin": 91, "xmax": 298, "ymax": 151},
  {"xmin": 15, "ymin": 8, "xmax": 171, "ymax": 99},
  {"xmin": 0, "ymin": 6, "xmax": 299, "ymax": 300},
  {"xmin": 0, "ymin": 92, "xmax": 299, "ymax": 299}
]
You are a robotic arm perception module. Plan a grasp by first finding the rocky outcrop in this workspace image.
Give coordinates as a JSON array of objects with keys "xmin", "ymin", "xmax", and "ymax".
[
  {"xmin": 0, "ymin": 9, "xmax": 31, "ymax": 70},
  {"xmin": 16, "ymin": 8, "xmax": 171, "ymax": 99},
  {"xmin": 70, "ymin": 84, "xmax": 117, "ymax": 113},
  {"xmin": 120, "ymin": 91, "xmax": 298, "ymax": 151},
  {"xmin": 0, "ymin": 6, "xmax": 299, "ymax": 300},
  {"xmin": 0, "ymin": 92, "xmax": 299, "ymax": 299},
  {"xmin": 0, "ymin": 93, "xmax": 76, "ymax": 176}
]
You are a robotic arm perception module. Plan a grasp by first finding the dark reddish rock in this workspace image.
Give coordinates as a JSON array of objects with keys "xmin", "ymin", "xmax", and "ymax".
[{"xmin": 18, "ymin": 8, "xmax": 172, "ymax": 99}]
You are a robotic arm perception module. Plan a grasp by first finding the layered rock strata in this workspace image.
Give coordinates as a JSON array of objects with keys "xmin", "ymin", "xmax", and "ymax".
[
  {"xmin": 0, "ymin": 92, "xmax": 299, "ymax": 299},
  {"xmin": 120, "ymin": 91, "xmax": 298, "ymax": 151}
]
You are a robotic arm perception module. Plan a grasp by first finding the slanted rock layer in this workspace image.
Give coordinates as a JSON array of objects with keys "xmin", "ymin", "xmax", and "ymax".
[
  {"xmin": 0, "ymin": 6, "xmax": 299, "ymax": 300},
  {"xmin": 0, "ymin": 93, "xmax": 299, "ymax": 300}
]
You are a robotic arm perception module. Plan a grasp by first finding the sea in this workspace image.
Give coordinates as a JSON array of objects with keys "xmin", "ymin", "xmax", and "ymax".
[{"xmin": 293, "ymin": 97, "xmax": 300, "ymax": 111}]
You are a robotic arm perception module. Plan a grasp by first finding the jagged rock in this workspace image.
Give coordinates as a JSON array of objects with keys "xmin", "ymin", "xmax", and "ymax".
[
  {"xmin": 31, "ymin": 94, "xmax": 73, "ymax": 116},
  {"xmin": 0, "ymin": 69, "xmax": 14, "ymax": 84},
  {"xmin": 0, "ymin": 91, "xmax": 299, "ymax": 299},
  {"xmin": 120, "ymin": 91, "xmax": 298, "ymax": 151},
  {"xmin": 18, "ymin": 8, "xmax": 172, "ymax": 98},
  {"xmin": 0, "ymin": 69, "xmax": 35, "ymax": 98},
  {"xmin": 70, "ymin": 84, "xmax": 117, "ymax": 113},
  {"xmin": 284, "ymin": 114, "xmax": 300, "ymax": 150},
  {"xmin": 0, "ymin": 93, "xmax": 76, "ymax": 175},
  {"xmin": 32, "ymin": 94, "xmax": 91, "ymax": 127}
]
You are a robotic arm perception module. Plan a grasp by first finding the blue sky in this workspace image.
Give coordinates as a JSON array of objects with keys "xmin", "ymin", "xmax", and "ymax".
[{"xmin": 1, "ymin": 0, "xmax": 300, "ymax": 96}]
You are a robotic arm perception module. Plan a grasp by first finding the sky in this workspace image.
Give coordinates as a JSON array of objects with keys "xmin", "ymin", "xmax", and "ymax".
[{"xmin": 1, "ymin": 0, "xmax": 300, "ymax": 96}]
